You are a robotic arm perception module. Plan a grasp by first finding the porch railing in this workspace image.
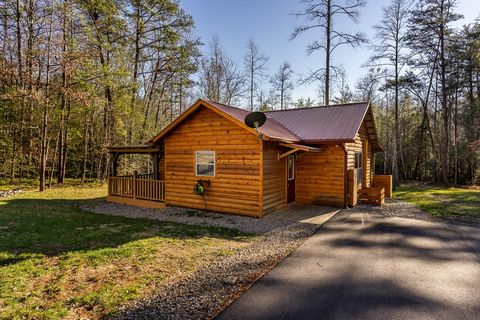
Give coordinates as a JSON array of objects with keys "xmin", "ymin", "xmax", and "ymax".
[
  {"xmin": 108, "ymin": 175, "xmax": 165, "ymax": 202},
  {"xmin": 115, "ymin": 173, "xmax": 155, "ymax": 180}
]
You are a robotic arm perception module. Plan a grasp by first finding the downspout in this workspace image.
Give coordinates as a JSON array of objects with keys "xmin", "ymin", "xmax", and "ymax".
[{"xmin": 341, "ymin": 144, "xmax": 348, "ymax": 208}]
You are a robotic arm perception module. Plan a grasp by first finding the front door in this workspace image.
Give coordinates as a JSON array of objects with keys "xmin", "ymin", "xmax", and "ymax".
[{"xmin": 287, "ymin": 154, "xmax": 295, "ymax": 203}]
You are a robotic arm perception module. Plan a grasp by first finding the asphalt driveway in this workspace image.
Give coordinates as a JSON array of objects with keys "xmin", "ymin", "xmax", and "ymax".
[{"xmin": 217, "ymin": 210, "xmax": 480, "ymax": 320}]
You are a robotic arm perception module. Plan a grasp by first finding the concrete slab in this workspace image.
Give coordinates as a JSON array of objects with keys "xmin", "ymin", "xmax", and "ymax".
[{"xmin": 265, "ymin": 204, "xmax": 339, "ymax": 225}]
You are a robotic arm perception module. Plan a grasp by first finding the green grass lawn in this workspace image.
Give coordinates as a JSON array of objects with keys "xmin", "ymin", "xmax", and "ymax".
[
  {"xmin": 0, "ymin": 185, "xmax": 255, "ymax": 319},
  {"xmin": 394, "ymin": 184, "xmax": 480, "ymax": 219}
]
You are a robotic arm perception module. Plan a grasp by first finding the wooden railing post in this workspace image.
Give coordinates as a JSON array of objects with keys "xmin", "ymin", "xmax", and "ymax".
[{"xmin": 133, "ymin": 171, "xmax": 137, "ymax": 199}]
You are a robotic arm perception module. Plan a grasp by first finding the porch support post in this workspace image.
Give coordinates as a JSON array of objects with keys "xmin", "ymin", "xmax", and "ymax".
[
  {"xmin": 110, "ymin": 152, "xmax": 120, "ymax": 177},
  {"xmin": 152, "ymin": 153, "xmax": 159, "ymax": 180}
]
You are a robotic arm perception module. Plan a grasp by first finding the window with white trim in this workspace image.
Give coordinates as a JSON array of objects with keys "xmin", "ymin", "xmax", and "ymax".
[
  {"xmin": 354, "ymin": 151, "xmax": 363, "ymax": 185},
  {"xmin": 195, "ymin": 151, "xmax": 215, "ymax": 177}
]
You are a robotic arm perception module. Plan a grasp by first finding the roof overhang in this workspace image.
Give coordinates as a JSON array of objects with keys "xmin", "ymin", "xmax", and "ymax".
[
  {"xmin": 363, "ymin": 104, "xmax": 383, "ymax": 152},
  {"xmin": 277, "ymin": 142, "xmax": 323, "ymax": 159}
]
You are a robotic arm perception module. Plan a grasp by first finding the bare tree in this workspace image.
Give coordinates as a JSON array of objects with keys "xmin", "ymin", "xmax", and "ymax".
[
  {"xmin": 408, "ymin": 0, "xmax": 462, "ymax": 185},
  {"xmin": 199, "ymin": 36, "xmax": 245, "ymax": 105},
  {"xmin": 332, "ymin": 67, "xmax": 353, "ymax": 104},
  {"xmin": 244, "ymin": 39, "xmax": 268, "ymax": 110},
  {"xmin": 354, "ymin": 68, "xmax": 381, "ymax": 102},
  {"xmin": 369, "ymin": 0, "xmax": 412, "ymax": 186},
  {"xmin": 291, "ymin": 0, "xmax": 367, "ymax": 105},
  {"xmin": 270, "ymin": 62, "xmax": 294, "ymax": 110}
]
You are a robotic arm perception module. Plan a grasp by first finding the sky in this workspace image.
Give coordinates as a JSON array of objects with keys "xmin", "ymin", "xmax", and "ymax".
[{"xmin": 180, "ymin": 0, "xmax": 480, "ymax": 103}]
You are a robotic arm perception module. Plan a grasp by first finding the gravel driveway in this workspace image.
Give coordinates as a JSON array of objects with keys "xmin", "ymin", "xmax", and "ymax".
[
  {"xmin": 218, "ymin": 208, "xmax": 480, "ymax": 320},
  {"xmin": 84, "ymin": 202, "xmax": 321, "ymax": 319}
]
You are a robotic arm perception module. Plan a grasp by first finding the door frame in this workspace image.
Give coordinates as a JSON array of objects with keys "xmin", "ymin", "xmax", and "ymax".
[{"xmin": 287, "ymin": 154, "xmax": 296, "ymax": 204}]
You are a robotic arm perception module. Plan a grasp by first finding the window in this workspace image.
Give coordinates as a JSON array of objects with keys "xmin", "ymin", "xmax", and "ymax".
[
  {"xmin": 287, "ymin": 154, "xmax": 295, "ymax": 180},
  {"xmin": 196, "ymin": 151, "xmax": 215, "ymax": 177},
  {"xmin": 354, "ymin": 151, "xmax": 363, "ymax": 185}
]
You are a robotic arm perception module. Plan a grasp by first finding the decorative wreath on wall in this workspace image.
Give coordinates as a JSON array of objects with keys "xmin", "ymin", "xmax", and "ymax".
[{"xmin": 193, "ymin": 180, "xmax": 206, "ymax": 196}]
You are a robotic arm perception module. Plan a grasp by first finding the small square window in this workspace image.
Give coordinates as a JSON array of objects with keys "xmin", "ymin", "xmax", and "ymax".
[{"xmin": 196, "ymin": 151, "xmax": 215, "ymax": 177}]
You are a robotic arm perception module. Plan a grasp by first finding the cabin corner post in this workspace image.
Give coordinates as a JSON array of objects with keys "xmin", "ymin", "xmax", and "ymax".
[
  {"xmin": 109, "ymin": 152, "xmax": 120, "ymax": 177},
  {"xmin": 259, "ymin": 139, "xmax": 264, "ymax": 219},
  {"xmin": 341, "ymin": 144, "xmax": 348, "ymax": 208},
  {"xmin": 363, "ymin": 140, "xmax": 369, "ymax": 187}
]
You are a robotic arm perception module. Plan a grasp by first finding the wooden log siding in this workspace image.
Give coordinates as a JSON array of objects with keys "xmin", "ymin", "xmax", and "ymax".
[
  {"xmin": 295, "ymin": 145, "xmax": 345, "ymax": 207},
  {"xmin": 345, "ymin": 122, "xmax": 373, "ymax": 188},
  {"xmin": 159, "ymin": 155, "xmax": 165, "ymax": 181},
  {"xmin": 163, "ymin": 107, "xmax": 262, "ymax": 217},
  {"xmin": 262, "ymin": 142, "xmax": 287, "ymax": 215},
  {"xmin": 347, "ymin": 168, "xmax": 358, "ymax": 206}
]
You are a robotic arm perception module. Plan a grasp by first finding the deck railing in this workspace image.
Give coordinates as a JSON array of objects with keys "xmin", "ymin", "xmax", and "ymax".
[
  {"xmin": 348, "ymin": 169, "xmax": 392, "ymax": 206},
  {"xmin": 372, "ymin": 174, "xmax": 393, "ymax": 198},
  {"xmin": 108, "ymin": 175, "xmax": 165, "ymax": 202},
  {"xmin": 115, "ymin": 173, "xmax": 155, "ymax": 180}
]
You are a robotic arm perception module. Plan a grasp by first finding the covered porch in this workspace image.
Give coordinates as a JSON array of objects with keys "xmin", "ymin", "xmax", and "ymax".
[{"xmin": 107, "ymin": 145, "xmax": 166, "ymax": 209}]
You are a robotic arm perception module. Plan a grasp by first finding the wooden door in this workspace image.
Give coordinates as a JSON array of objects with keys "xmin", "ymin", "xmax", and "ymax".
[{"xmin": 287, "ymin": 154, "xmax": 295, "ymax": 203}]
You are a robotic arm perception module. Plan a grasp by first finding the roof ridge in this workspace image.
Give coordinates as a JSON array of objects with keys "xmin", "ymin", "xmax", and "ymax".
[
  {"xmin": 204, "ymin": 99, "xmax": 249, "ymax": 112},
  {"xmin": 265, "ymin": 101, "xmax": 370, "ymax": 113},
  {"xmin": 205, "ymin": 99, "xmax": 301, "ymax": 141}
]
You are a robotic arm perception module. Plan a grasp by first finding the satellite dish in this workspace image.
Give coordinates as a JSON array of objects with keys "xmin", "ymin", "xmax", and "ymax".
[{"xmin": 244, "ymin": 112, "xmax": 267, "ymax": 129}]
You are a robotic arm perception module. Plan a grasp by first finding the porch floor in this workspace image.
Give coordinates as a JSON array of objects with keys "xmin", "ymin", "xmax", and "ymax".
[{"xmin": 265, "ymin": 204, "xmax": 339, "ymax": 225}]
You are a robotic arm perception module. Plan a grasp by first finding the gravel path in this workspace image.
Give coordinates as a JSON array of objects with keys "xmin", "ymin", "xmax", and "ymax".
[
  {"xmin": 84, "ymin": 202, "xmax": 294, "ymax": 235},
  {"xmin": 84, "ymin": 198, "xmax": 477, "ymax": 319},
  {"xmin": 115, "ymin": 223, "xmax": 317, "ymax": 320},
  {"xmin": 343, "ymin": 198, "xmax": 480, "ymax": 228},
  {"xmin": 83, "ymin": 202, "xmax": 319, "ymax": 319},
  {"xmin": 343, "ymin": 198, "xmax": 435, "ymax": 221}
]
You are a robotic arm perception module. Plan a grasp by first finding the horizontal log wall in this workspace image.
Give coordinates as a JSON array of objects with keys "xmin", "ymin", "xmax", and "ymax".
[
  {"xmin": 159, "ymin": 155, "xmax": 165, "ymax": 180},
  {"xmin": 296, "ymin": 145, "xmax": 345, "ymax": 207},
  {"xmin": 262, "ymin": 142, "xmax": 287, "ymax": 215},
  {"xmin": 163, "ymin": 107, "xmax": 262, "ymax": 217},
  {"xmin": 347, "ymin": 168, "xmax": 358, "ymax": 206},
  {"xmin": 345, "ymin": 122, "xmax": 373, "ymax": 188}
]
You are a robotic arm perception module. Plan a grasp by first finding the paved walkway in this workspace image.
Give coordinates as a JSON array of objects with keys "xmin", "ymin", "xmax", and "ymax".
[
  {"xmin": 218, "ymin": 211, "xmax": 480, "ymax": 320},
  {"xmin": 265, "ymin": 204, "xmax": 339, "ymax": 225}
]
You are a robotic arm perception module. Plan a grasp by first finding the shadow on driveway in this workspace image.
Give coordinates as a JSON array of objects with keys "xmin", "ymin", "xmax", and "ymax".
[{"xmin": 218, "ymin": 211, "xmax": 480, "ymax": 320}]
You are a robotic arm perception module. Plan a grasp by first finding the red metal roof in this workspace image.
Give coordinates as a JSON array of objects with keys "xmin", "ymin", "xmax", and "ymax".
[
  {"xmin": 148, "ymin": 99, "xmax": 382, "ymax": 151},
  {"xmin": 208, "ymin": 101, "xmax": 300, "ymax": 142},
  {"xmin": 207, "ymin": 100, "xmax": 374, "ymax": 144},
  {"xmin": 265, "ymin": 103, "xmax": 370, "ymax": 142}
]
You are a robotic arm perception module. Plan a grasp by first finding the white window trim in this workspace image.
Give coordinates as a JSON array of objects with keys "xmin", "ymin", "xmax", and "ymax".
[{"xmin": 195, "ymin": 151, "xmax": 215, "ymax": 177}]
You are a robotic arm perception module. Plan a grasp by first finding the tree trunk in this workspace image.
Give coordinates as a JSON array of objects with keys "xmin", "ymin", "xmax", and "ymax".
[
  {"xmin": 325, "ymin": 0, "xmax": 331, "ymax": 106},
  {"xmin": 439, "ymin": 0, "xmax": 449, "ymax": 186},
  {"xmin": 40, "ymin": 9, "xmax": 54, "ymax": 191}
]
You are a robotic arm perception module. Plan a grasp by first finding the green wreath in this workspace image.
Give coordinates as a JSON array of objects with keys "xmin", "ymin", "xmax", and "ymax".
[{"xmin": 193, "ymin": 181, "xmax": 206, "ymax": 196}]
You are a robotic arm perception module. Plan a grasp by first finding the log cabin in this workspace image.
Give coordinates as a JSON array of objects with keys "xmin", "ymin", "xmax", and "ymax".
[{"xmin": 107, "ymin": 98, "xmax": 392, "ymax": 218}]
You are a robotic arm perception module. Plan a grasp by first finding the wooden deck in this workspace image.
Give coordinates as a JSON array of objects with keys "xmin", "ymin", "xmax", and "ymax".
[
  {"xmin": 107, "ymin": 175, "xmax": 166, "ymax": 209},
  {"xmin": 265, "ymin": 204, "xmax": 339, "ymax": 225}
]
